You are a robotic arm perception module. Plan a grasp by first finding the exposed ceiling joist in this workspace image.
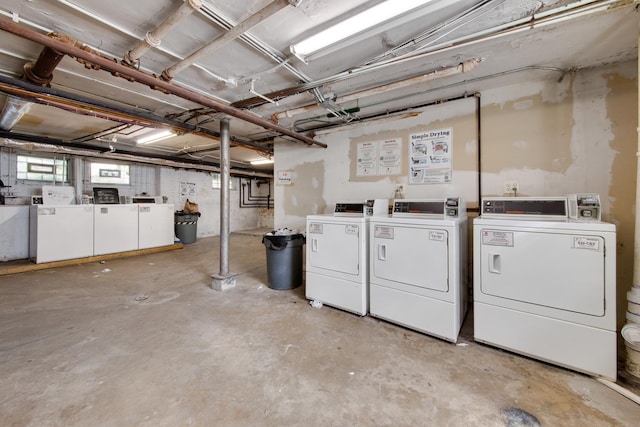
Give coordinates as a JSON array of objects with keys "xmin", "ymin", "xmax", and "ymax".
[{"xmin": 0, "ymin": 17, "xmax": 326, "ymax": 148}]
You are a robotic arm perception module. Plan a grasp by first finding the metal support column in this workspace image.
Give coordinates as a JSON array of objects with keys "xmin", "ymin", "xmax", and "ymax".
[{"xmin": 211, "ymin": 117, "xmax": 237, "ymax": 290}]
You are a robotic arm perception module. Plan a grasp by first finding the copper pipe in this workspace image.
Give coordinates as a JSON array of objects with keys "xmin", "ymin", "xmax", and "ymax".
[{"xmin": 0, "ymin": 18, "xmax": 325, "ymax": 148}]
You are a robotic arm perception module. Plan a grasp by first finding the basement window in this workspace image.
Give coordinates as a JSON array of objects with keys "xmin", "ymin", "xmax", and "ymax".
[
  {"xmin": 90, "ymin": 162, "xmax": 130, "ymax": 185},
  {"xmin": 212, "ymin": 173, "xmax": 238, "ymax": 190},
  {"xmin": 16, "ymin": 155, "xmax": 70, "ymax": 183}
]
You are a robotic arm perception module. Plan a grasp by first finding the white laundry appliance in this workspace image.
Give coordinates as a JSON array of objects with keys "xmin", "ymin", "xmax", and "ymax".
[
  {"xmin": 138, "ymin": 203, "xmax": 174, "ymax": 249},
  {"xmin": 0, "ymin": 206, "xmax": 29, "ymax": 261},
  {"xmin": 94, "ymin": 204, "xmax": 139, "ymax": 255},
  {"xmin": 473, "ymin": 195, "xmax": 617, "ymax": 380},
  {"xmin": 369, "ymin": 198, "xmax": 468, "ymax": 342},
  {"xmin": 306, "ymin": 200, "xmax": 388, "ymax": 316},
  {"xmin": 29, "ymin": 204, "xmax": 94, "ymax": 263}
]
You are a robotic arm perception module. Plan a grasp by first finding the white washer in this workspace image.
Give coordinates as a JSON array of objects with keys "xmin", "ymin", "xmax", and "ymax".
[
  {"xmin": 474, "ymin": 196, "xmax": 617, "ymax": 380},
  {"xmin": 94, "ymin": 204, "xmax": 139, "ymax": 255},
  {"xmin": 369, "ymin": 198, "xmax": 468, "ymax": 342},
  {"xmin": 306, "ymin": 200, "xmax": 387, "ymax": 316},
  {"xmin": 138, "ymin": 203, "xmax": 174, "ymax": 249},
  {"xmin": 30, "ymin": 205, "xmax": 94, "ymax": 263}
]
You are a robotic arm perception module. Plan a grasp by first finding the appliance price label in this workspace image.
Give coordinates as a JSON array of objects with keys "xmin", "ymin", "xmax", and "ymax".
[
  {"xmin": 574, "ymin": 237, "xmax": 600, "ymax": 251},
  {"xmin": 482, "ymin": 230, "xmax": 514, "ymax": 247},
  {"xmin": 39, "ymin": 208, "xmax": 55, "ymax": 215},
  {"xmin": 309, "ymin": 223, "xmax": 323, "ymax": 234},
  {"xmin": 345, "ymin": 225, "xmax": 359, "ymax": 235},
  {"xmin": 429, "ymin": 231, "xmax": 446, "ymax": 242},
  {"xmin": 374, "ymin": 225, "xmax": 394, "ymax": 239}
]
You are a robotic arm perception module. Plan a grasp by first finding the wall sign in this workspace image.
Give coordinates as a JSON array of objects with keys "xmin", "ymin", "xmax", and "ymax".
[
  {"xmin": 356, "ymin": 138, "xmax": 402, "ymax": 176},
  {"xmin": 409, "ymin": 128, "xmax": 452, "ymax": 184},
  {"xmin": 277, "ymin": 170, "xmax": 294, "ymax": 185}
]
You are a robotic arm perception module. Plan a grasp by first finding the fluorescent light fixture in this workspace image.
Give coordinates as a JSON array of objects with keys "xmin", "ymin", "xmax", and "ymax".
[
  {"xmin": 137, "ymin": 129, "xmax": 175, "ymax": 145},
  {"xmin": 290, "ymin": 0, "xmax": 434, "ymax": 62},
  {"xmin": 250, "ymin": 158, "xmax": 274, "ymax": 165}
]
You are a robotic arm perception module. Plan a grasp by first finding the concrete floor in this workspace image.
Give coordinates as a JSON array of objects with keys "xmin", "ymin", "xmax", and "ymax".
[{"xmin": 1, "ymin": 231, "xmax": 639, "ymax": 426}]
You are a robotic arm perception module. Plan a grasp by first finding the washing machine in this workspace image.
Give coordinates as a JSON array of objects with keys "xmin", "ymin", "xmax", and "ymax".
[
  {"xmin": 138, "ymin": 203, "xmax": 174, "ymax": 249},
  {"xmin": 369, "ymin": 198, "xmax": 468, "ymax": 342},
  {"xmin": 473, "ymin": 195, "xmax": 617, "ymax": 380},
  {"xmin": 94, "ymin": 204, "xmax": 139, "ymax": 255},
  {"xmin": 306, "ymin": 200, "xmax": 388, "ymax": 316},
  {"xmin": 30, "ymin": 204, "xmax": 94, "ymax": 263}
]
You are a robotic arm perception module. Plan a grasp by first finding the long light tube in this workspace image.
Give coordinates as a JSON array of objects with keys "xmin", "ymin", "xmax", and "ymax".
[
  {"xmin": 250, "ymin": 158, "xmax": 274, "ymax": 165},
  {"xmin": 290, "ymin": 0, "xmax": 434, "ymax": 62},
  {"xmin": 136, "ymin": 129, "xmax": 176, "ymax": 145}
]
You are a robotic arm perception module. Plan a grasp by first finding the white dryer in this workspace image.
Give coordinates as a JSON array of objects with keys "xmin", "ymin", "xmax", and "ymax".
[
  {"xmin": 473, "ymin": 196, "xmax": 617, "ymax": 380},
  {"xmin": 306, "ymin": 200, "xmax": 387, "ymax": 316},
  {"xmin": 369, "ymin": 198, "xmax": 468, "ymax": 342}
]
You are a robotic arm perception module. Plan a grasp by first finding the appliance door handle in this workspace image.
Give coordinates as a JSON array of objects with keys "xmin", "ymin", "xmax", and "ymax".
[
  {"xmin": 488, "ymin": 252, "xmax": 501, "ymax": 274},
  {"xmin": 378, "ymin": 244, "xmax": 387, "ymax": 261},
  {"xmin": 311, "ymin": 238, "xmax": 318, "ymax": 252}
]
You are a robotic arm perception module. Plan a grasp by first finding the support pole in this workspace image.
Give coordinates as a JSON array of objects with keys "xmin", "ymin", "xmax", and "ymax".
[
  {"xmin": 220, "ymin": 117, "xmax": 230, "ymax": 276},
  {"xmin": 211, "ymin": 117, "xmax": 237, "ymax": 290}
]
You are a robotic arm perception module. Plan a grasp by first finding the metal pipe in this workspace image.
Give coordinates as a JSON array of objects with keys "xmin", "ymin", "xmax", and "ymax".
[
  {"xmin": 0, "ymin": 18, "xmax": 325, "ymax": 148},
  {"xmin": 23, "ymin": 33, "xmax": 77, "ymax": 85},
  {"xmin": 0, "ymin": 74, "xmax": 272, "ymax": 154},
  {"xmin": 0, "ymin": 136, "xmax": 274, "ymax": 178},
  {"xmin": 124, "ymin": 0, "xmax": 202, "ymax": 66},
  {"xmin": 162, "ymin": 0, "xmax": 292, "ymax": 80},
  {"xmin": 476, "ymin": 93, "xmax": 482, "ymax": 210},
  {"xmin": 219, "ymin": 117, "xmax": 231, "ymax": 276},
  {"xmin": 272, "ymin": 59, "xmax": 481, "ymax": 122},
  {"xmin": 234, "ymin": 0, "xmax": 625, "ymax": 109},
  {"xmin": 49, "ymin": 1, "xmax": 234, "ymax": 90},
  {"xmin": 0, "ymin": 32, "xmax": 79, "ymax": 130}
]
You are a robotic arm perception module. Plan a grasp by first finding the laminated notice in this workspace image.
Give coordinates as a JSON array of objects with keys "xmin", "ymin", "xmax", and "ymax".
[
  {"xmin": 429, "ymin": 231, "xmax": 446, "ymax": 242},
  {"xmin": 481, "ymin": 230, "xmax": 514, "ymax": 247},
  {"xmin": 345, "ymin": 225, "xmax": 359, "ymax": 235},
  {"xmin": 309, "ymin": 223, "xmax": 323, "ymax": 234},
  {"xmin": 374, "ymin": 225, "xmax": 394, "ymax": 239},
  {"xmin": 574, "ymin": 236, "xmax": 600, "ymax": 251}
]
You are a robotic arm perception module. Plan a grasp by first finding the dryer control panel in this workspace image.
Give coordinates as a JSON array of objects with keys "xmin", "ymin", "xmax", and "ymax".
[
  {"xmin": 481, "ymin": 197, "xmax": 567, "ymax": 220},
  {"xmin": 334, "ymin": 202, "xmax": 365, "ymax": 216},
  {"xmin": 393, "ymin": 197, "xmax": 465, "ymax": 218},
  {"xmin": 334, "ymin": 199, "xmax": 389, "ymax": 217}
]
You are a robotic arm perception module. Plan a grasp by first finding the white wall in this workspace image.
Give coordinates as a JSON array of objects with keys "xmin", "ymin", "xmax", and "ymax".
[{"xmin": 159, "ymin": 168, "xmax": 260, "ymax": 237}]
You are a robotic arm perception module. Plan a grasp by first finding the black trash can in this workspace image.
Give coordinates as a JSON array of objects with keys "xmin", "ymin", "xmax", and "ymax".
[
  {"xmin": 175, "ymin": 212, "xmax": 199, "ymax": 244},
  {"xmin": 262, "ymin": 232, "xmax": 305, "ymax": 290}
]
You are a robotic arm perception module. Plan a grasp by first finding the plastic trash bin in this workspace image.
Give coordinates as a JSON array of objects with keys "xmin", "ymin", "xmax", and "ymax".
[
  {"xmin": 175, "ymin": 212, "xmax": 198, "ymax": 244},
  {"xmin": 262, "ymin": 231, "xmax": 305, "ymax": 290}
]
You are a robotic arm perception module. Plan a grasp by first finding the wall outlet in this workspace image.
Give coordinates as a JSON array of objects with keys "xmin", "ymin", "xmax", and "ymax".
[{"xmin": 503, "ymin": 181, "xmax": 519, "ymax": 194}]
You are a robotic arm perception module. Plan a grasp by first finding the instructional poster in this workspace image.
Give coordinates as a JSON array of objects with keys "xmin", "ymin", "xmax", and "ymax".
[
  {"xmin": 378, "ymin": 138, "xmax": 402, "ymax": 175},
  {"xmin": 409, "ymin": 128, "xmax": 452, "ymax": 184},
  {"xmin": 356, "ymin": 138, "xmax": 402, "ymax": 176},
  {"xmin": 356, "ymin": 141, "xmax": 377, "ymax": 176}
]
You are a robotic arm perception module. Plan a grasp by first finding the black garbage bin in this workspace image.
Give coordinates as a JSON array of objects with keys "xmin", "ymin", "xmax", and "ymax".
[
  {"xmin": 262, "ymin": 232, "xmax": 305, "ymax": 290},
  {"xmin": 175, "ymin": 212, "xmax": 199, "ymax": 244}
]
